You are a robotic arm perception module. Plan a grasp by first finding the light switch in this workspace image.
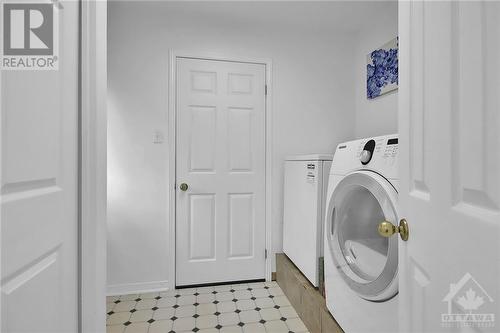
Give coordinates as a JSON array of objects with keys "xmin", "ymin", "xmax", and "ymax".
[{"xmin": 153, "ymin": 130, "xmax": 164, "ymax": 144}]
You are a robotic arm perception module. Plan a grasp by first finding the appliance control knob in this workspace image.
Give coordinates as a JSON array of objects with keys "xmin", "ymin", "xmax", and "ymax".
[{"xmin": 360, "ymin": 150, "xmax": 372, "ymax": 164}]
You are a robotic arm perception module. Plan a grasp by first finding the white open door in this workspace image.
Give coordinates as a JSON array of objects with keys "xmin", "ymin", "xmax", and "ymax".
[
  {"xmin": 175, "ymin": 57, "xmax": 267, "ymax": 287},
  {"xmin": 399, "ymin": 1, "xmax": 500, "ymax": 332},
  {"xmin": 1, "ymin": 1, "xmax": 80, "ymax": 332}
]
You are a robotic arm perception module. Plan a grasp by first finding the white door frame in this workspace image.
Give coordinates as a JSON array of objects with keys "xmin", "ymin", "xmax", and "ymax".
[
  {"xmin": 80, "ymin": 0, "xmax": 107, "ymax": 332},
  {"xmin": 167, "ymin": 51, "xmax": 273, "ymax": 289},
  {"xmin": 0, "ymin": 23, "xmax": 3, "ymax": 333},
  {"xmin": 0, "ymin": 1, "xmax": 107, "ymax": 332}
]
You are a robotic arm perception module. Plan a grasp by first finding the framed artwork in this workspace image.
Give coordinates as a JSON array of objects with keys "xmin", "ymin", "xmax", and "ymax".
[{"xmin": 367, "ymin": 37, "xmax": 398, "ymax": 99}]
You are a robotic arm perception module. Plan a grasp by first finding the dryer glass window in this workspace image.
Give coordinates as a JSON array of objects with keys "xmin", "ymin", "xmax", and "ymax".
[
  {"xmin": 336, "ymin": 186, "xmax": 388, "ymax": 281},
  {"xmin": 327, "ymin": 170, "xmax": 399, "ymax": 301}
]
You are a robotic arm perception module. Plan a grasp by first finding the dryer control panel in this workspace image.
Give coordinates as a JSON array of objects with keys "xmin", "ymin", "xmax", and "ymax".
[
  {"xmin": 332, "ymin": 134, "xmax": 399, "ymax": 179},
  {"xmin": 356, "ymin": 137, "xmax": 398, "ymax": 165},
  {"xmin": 359, "ymin": 139, "xmax": 376, "ymax": 164}
]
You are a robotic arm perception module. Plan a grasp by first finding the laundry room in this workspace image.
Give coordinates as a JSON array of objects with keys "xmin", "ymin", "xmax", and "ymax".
[
  {"xmin": 106, "ymin": 1, "xmax": 398, "ymax": 332},
  {"xmin": 3, "ymin": 0, "xmax": 500, "ymax": 332},
  {"xmin": 103, "ymin": 1, "xmax": 398, "ymax": 332}
]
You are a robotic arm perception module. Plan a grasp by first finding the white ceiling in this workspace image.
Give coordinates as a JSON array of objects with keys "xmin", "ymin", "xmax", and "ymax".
[{"xmin": 130, "ymin": 0, "xmax": 398, "ymax": 34}]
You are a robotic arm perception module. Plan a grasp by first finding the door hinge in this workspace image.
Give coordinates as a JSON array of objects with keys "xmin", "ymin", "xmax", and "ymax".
[
  {"xmin": 265, "ymin": 249, "xmax": 268, "ymax": 259},
  {"xmin": 265, "ymin": 84, "xmax": 268, "ymax": 96}
]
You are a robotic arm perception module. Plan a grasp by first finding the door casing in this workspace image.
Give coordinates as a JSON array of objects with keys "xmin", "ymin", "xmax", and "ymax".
[
  {"xmin": 0, "ymin": 1, "xmax": 96, "ymax": 332},
  {"xmin": 80, "ymin": 1, "xmax": 107, "ymax": 332},
  {"xmin": 168, "ymin": 51, "xmax": 273, "ymax": 289}
]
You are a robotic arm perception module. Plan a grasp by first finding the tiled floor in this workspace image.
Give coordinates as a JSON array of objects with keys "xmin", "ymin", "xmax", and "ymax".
[{"xmin": 107, "ymin": 281, "xmax": 309, "ymax": 333}]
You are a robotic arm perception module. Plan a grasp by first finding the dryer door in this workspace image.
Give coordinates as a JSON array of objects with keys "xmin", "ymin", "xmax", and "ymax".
[{"xmin": 326, "ymin": 170, "xmax": 399, "ymax": 301}]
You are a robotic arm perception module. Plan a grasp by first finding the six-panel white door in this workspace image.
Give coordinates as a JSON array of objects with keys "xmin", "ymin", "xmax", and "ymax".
[
  {"xmin": 1, "ymin": 1, "xmax": 80, "ymax": 332},
  {"xmin": 399, "ymin": 1, "xmax": 500, "ymax": 332},
  {"xmin": 175, "ymin": 58, "xmax": 266, "ymax": 286}
]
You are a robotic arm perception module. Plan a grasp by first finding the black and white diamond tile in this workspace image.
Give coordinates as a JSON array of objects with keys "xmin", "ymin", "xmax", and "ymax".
[{"xmin": 106, "ymin": 281, "xmax": 308, "ymax": 333}]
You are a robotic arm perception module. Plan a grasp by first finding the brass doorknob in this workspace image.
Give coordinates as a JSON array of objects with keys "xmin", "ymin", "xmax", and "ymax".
[
  {"xmin": 179, "ymin": 183, "xmax": 189, "ymax": 191},
  {"xmin": 378, "ymin": 219, "xmax": 409, "ymax": 241}
]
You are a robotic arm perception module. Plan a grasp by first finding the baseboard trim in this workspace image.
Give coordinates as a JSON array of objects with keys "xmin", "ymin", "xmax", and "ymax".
[{"xmin": 106, "ymin": 280, "xmax": 170, "ymax": 296}]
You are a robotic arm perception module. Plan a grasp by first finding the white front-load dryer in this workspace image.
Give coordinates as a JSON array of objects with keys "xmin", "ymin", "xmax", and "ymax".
[{"xmin": 324, "ymin": 135, "xmax": 399, "ymax": 333}]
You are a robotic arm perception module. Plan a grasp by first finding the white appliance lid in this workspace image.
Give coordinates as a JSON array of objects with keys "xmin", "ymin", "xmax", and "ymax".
[{"xmin": 285, "ymin": 154, "xmax": 333, "ymax": 161}]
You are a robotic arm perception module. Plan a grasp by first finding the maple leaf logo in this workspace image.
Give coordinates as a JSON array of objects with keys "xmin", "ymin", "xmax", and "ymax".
[{"xmin": 456, "ymin": 288, "xmax": 484, "ymax": 313}]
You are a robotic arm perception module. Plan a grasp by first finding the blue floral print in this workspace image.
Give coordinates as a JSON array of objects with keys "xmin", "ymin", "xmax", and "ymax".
[{"xmin": 367, "ymin": 38, "xmax": 398, "ymax": 99}]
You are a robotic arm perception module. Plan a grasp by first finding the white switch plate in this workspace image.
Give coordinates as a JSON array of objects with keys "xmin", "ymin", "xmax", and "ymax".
[{"xmin": 153, "ymin": 130, "xmax": 164, "ymax": 144}]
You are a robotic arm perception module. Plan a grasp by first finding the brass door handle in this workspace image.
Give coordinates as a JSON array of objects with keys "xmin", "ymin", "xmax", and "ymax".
[
  {"xmin": 179, "ymin": 183, "xmax": 189, "ymax": 191},
  {"xmin": 378, "ymin": 219, "xmax": 409, "ymax": 241}
]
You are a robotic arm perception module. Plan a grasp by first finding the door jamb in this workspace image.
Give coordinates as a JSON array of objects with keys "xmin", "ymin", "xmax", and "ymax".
[
  {"xmin": 80, "ymin": 1, "xmax": 107, "ymax": 332},
  {"xmin": 167, "ymin": 51, "xmax": 273, "ymax": 290},
  {"xmin": 0, "ymin": 1, "xmax": 107, "ymax": 331}
]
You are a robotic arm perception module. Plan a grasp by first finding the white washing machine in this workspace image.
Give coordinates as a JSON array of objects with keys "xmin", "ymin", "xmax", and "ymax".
[
  {"xmin": 283, "ymin": 154, "xmax": 332, "ymax": 287},
  {"xmin": 324, "ymin": 134, "xmax": 399, "ymax": 333}
]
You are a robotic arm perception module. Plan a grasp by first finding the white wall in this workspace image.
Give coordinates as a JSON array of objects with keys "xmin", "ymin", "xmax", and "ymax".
[
  {"xmin": 107, "ymin": 1, "xmax": 358, "ymax": 293},
  {"xmin": 354, "ymin": 5, "xmax": 399, "ymax": 138}
]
